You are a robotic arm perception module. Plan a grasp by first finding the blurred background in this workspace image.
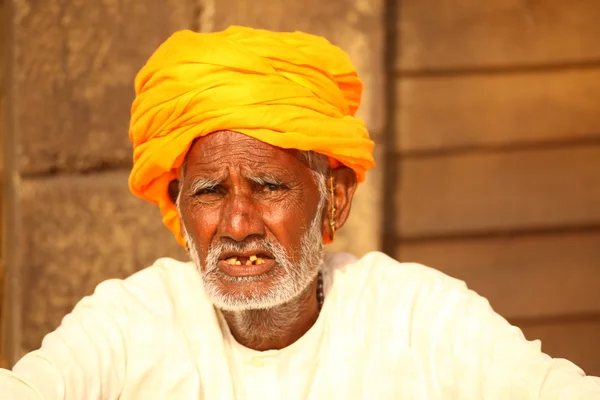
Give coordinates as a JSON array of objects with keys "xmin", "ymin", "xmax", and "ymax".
[{"xmin": 1, "ymin": 0, "xmax": 599, "ymax": 376}]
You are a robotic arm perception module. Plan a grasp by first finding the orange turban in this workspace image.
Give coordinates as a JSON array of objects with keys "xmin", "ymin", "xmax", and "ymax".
[{"xmin": 129, "ymin": 26, "xmax": 375, "ymax": 246}]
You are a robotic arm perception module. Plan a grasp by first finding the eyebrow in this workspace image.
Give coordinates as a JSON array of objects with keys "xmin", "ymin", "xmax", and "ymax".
[
  {"xmin": 188, "ymin": 177, "xmax": 221, "ymax": 194},
  {"xmin": 185, "ymin": 170, "xmax": 288, "ymax": 195},
  {"xmin": 245, "ymin": 173, "xmax": 285, "ymax": 186}
]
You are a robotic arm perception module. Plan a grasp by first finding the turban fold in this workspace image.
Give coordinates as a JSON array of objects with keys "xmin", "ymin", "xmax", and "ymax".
[{"xmin": 129, "ymin": 26, "xmax": 375, "ymax": 246}]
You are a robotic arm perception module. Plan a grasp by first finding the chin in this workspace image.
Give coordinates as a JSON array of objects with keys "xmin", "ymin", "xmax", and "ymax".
[
  {"xmin": 204, "ymin": 271, "xmax": 285, "ymax": 311},
  {"xmin": 202, "ymin": 268, "xmax": 296, "ymax": 311}
]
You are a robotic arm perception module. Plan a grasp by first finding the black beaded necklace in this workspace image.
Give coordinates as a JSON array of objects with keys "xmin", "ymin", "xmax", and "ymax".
[{"xmin": 317, "ymin": 270, "xmax": 324, "ymax": 311}]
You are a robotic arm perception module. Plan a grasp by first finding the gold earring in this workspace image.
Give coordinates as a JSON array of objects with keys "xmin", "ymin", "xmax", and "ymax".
[{"xmin": 329, "ymin": 170, "xmax": 336, "ymax": 241}]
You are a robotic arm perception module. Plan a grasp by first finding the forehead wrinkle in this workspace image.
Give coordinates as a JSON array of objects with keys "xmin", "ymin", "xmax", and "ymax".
[
  {"xmin": 191, "ymin": 151, "xmax": 279, "ymax": 170},
  {"xmin": 185, "ymin": 159, "xmax": 294, "ymax": 188},
  {"xmin": 186, "ymin": 137, "xmax": 308, "ymax": 181},
  {"xmin": 189, "ymin": 133, "xmax": 305, "ymax": 170},
  {"xmin": 195, "ymin": 136, "xmax": 280, "ymax": 158},
  {"xmin": 240, "ymin": 163, "xmax": 299, "ymax": 181}
]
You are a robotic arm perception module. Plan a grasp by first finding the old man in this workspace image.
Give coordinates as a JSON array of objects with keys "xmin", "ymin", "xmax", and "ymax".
[{"xmin": 1, "ymin": 26, "xmax": 599, "ymax": 399}]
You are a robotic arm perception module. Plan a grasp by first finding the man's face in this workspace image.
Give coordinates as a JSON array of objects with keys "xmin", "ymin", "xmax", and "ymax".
[{"xmin": 177, "ymin": 131, "xmax": 326, "ymax": 310}]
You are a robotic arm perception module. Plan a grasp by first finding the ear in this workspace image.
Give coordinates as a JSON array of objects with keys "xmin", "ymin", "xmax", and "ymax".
[
  {"xmin": 168, "ymin": 179, "xmax": 180, "ymax": 205},
  {"xmin": 321, "ymin": 167, "xmax": 358, "ymax": 239}
]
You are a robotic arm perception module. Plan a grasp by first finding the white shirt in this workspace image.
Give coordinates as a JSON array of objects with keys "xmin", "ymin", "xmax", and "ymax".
[{"xmin": 1, "ymin": 251, "xmax": 599, "ymax": 399}]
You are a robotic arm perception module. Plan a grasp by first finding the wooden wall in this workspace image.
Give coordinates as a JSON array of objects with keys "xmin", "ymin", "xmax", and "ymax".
[
  {"xmin": 0, "ymin": 0, "xmax": 7, "ymax": 369},
  {"xmin": 394, "ymin": 0, "xmax": 600, "ymax": 376}
]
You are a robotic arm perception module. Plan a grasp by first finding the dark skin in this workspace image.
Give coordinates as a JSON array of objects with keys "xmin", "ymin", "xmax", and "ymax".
[{"xmin": 170, "ymin": 130, "xmax": 357, "ymax": 350}]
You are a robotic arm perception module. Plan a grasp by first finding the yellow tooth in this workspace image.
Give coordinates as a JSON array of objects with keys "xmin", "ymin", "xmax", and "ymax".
[
  {"xmin": 227, "ymin": 257, "xmax": 237, "ymax": 265},
  {"xmin": 245, "ymin": 260, "xmax": 252, "ymax": 265},
  {"xmin": 249, "ymin": 255, "xmax": 257, "ymax": 262},
  {"xmin": 235, "ymin": 261, "xmax": 241, "ymax": 265},
  {"xmin": 256, "ymin": 258, "xmax": 265, "ymax": 265}
]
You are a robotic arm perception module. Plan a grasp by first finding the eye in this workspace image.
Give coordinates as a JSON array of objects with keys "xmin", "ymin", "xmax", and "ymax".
[
  {"xmin": 194, "ymin": 185, "xmax": 220, "ymax": 196},
  {"xmin": 265, "ymin": 183, "xmax": 283, "ymax": 191},
  {"xmin": 260, "ymin": 180, "xmax": 290, "ymax": 192}
]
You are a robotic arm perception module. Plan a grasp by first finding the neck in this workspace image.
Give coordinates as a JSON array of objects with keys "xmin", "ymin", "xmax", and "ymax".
[{"xmin": 221, "ymin": 278, "xmax": 320, "ymax": 351}]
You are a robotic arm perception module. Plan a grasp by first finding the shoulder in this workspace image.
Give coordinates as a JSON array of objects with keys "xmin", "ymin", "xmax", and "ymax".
[
  {"xmin": 80, "ymin": 257, "xmax": 203, "ymax": 315},
  {"xmin": 326, "ymin": 251, "xmax": 503, "ymax": 343},
  {"xmin": 124, "ymin": 257, "xmax": 198, "ymax": 292},
  {"xmin": 329, "ymin": 251, "xmax": 468, "ymax": 294},
  {"xmin": 327, "ymin": 251, "xmax": 489, "ymax": 321}
]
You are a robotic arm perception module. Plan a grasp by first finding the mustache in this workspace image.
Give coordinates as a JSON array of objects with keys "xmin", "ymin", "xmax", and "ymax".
[{"xmin": 205, "ymin": 237, "xmax": 290, "ymax": 270}]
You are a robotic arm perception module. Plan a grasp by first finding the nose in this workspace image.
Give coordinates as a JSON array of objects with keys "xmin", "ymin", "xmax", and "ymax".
[{"xmin": 218, "ymin": 191, "xmax": 265, "ymax": 242}]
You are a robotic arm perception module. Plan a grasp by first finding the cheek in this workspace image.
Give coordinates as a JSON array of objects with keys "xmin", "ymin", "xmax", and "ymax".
[
  {"xmin": 261, "ymin": 196, "xmax": 315, "ymax": 250},
  {"xmin": 182, "ymin": 202, "xmax": 220, "ymax": 246}
]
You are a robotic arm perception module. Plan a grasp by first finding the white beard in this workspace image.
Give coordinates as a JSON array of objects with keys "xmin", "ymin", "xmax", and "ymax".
[{"xmin": 184, "ymin": 201, "xmax": 325, "ymax": 312}]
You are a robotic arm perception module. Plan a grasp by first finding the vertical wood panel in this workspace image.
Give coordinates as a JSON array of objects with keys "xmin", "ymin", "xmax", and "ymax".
[{"xmin": 0, "ymin": 0, "xmax": 7, "ymax": 368}]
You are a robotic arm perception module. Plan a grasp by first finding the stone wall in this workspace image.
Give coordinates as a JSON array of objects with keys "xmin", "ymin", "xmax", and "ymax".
[
  {"xmin": 3, "ymin": 0, "xmax": 195, "ymax": 363},
  {"xmin": 2, "ymin": 0, "xmax": 385, "ymax": 365}
]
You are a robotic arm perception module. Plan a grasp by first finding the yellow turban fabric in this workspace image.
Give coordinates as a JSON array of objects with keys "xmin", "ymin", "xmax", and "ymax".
[{"xmin": 129, "ymin": 26, "xmax": 375, "ymax": 246}]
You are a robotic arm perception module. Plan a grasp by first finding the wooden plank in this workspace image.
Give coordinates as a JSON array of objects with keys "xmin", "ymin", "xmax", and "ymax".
[
  {"xmin": 398, "ymin": 0, "xmax": 600, "ymax": 70},
  {"xmin": 396, "ymin": 69, "xmax": 600, "ymax": 153},
  {"xmin": 0, "ymin": 0, "xmax": 5, "ymax": 363},
  {"xmin": 396, "ymin": 145, "xmax": 600, "ymax": 238},
  {"xmin": 519, "ymin": 319, "xmax": 600, "ymax": 378},
  {"xmin": 396, "ymin": 232, "xmax": 600, "ymax": 319},
  {"xmin": 0, "ymin": 261, "xmax": 5, "ymax": 369}
]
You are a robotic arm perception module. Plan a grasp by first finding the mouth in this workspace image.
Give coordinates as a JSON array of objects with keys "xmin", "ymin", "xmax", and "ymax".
[{"xmin": 217, "ymin": 251, "xmax": 276, "ymax": 278}]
